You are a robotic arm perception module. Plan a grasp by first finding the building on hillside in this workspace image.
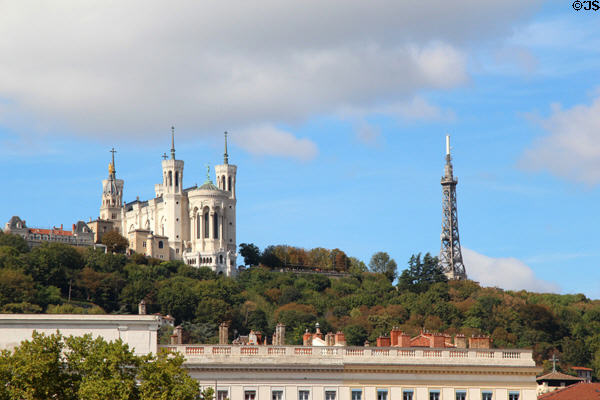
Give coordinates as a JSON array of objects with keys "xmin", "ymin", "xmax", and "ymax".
[
  {"xmin": 537, "ymin": 382, "xmax": 600, "ymax": 399},
  {"xmin": 570, "ymin": 366, "xmax": 592, "ymax": 383},
  {"xmin": 88, "ymin": 130, "xmax": 238, "ymax": 276},
  {"xmin": 4, "ymin": 216, "xmax": 95, "ymax": 248},
  {"xmin": 536, "ymin": 371, "xmax": 583, "ymax": 396}
]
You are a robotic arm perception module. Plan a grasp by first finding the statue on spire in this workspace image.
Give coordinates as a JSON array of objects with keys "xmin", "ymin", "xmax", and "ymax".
[
  {"xmin": 224, "ymin": 131, "xmax": 229, "ymax": 165},
  {"xmin": 170, "ymin": 126, "xmax": 176, "ymax": 160}
]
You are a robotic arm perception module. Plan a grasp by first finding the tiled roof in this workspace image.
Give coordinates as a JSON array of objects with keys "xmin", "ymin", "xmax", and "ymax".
[
  {"xmin": 537, "ymin": 371, "xmax": 583, "ymax": 382},
  {"xmin": 29, "ymin": 228, "xmax": 73, "ymax": 236},
  {"xmin": 538, "ymin": 383, "xmax": 600, "ymax": 399},
  {"xmin": 571, "ymin": 366, "xmax": 593, "ymax": 371}
]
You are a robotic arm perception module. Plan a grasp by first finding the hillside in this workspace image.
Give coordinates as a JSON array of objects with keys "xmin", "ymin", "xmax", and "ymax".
[{"xmin": 0, "ymin": 231, "xmax": 598, "ymax": 379}]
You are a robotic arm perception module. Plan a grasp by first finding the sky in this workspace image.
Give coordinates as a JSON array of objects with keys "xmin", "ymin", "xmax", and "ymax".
[{"xmin": 1, "ymin": 1, "xmax": 599, "ymax": 298}]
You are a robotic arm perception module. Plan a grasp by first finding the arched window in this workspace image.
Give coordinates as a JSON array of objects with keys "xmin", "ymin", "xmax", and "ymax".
[
  {"xmin": 228, "ymin": 176, "xmax": 232, "ymax": 191},
  {"xmin": 196, "ymin": 214, "xmax": 201, "ymax": 239},
  {"xmin": 213, "ymin": 212, "xmax": 219, "ymax": 239},
  {"xmin": 219, "ymin": 255, "xmax": 223, "ymax": 264},
  {"xmin": 168, "ymin": 171, "xmax": 172, "ymax": 186},
  {"xmin": 221, "ymin": 176, "xmax": 225, "ymax": 189},
  {"xmin": 175, "ymin": 171, "xmax": 179, "ymax": 187},
  {"xmin": 158, "ymin": 241, "xmax": 163, "ymax": 249},
  {"xmin": 204, "ymin": 212, "xmax": 209, "ymax": 238}
]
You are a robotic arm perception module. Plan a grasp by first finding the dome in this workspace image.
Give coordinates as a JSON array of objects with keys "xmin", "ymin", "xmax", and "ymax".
[{"xmin": 198, "ymin": 181, "xmax": 221, "ymax": 191}]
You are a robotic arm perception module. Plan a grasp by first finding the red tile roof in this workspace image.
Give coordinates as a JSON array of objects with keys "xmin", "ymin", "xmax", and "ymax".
[
  {"xmin": 29, "ymin": 228, "xmax": 73, "ymax": 236},
  {"xmin": 537, "ymin": 371, "xmax": 583, "ymax": 382},
  {"xmin": 571, "ymin": 366, "xmax": 593, "ymax": 371},
  {"xmin": 538, "ymin": 383, "xmax": 600, "ymax": 399}
]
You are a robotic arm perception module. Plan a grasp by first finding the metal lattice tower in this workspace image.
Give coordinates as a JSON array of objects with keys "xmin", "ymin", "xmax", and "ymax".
[{"xmin": 439, "ymin": 135, "xmax": 467, "ymax": 280}]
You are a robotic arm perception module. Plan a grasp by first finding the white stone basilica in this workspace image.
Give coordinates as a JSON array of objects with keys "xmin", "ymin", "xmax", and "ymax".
[{"xmin": 89, "ymin": 130, "xmax": 237, "ymax": 276}]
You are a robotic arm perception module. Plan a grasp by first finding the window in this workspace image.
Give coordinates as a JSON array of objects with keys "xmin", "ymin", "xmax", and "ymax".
[
  {"xmin": 228, "ymin": 176, "xmax": 232, "ymax": 191},
  {"xmin": 204, "ymin": 213, "xmax": 209, "ymax": 238},
  {"xmin": 245, "ymin": 391, "xmax": 256, "ymax": 400},
  {"xmin": 272, "ymin": 390, "xmax": 283, "ymax": 400},
  {"xmin": 175, "ymin": 171, "xmax": 179, "ymax": 187},
  {"xmin": 213, "ymin": 212, "xmax": 219, "ymax": 239},
  {"xmin": 508, "ymin": 392, "xmax": 519, "ymax": 400},
  {"xmin": 456, "ymin": 391, "xmax": 466, "ymax": 400},
  {"xmin": 168, "ymin": 171, "xmax": 172, "ymax": 186},
  {"xmin": 402, "ymin": 390, "xmax": 414, "ymax": 400},
  {"xmin": 377, "ymin": 389, "xmax": 388, "ymax": 400},
  {"xmin": 142, "ymin": 241, "xmax": 146, "ymax": 248},
  {"xmin": 299, "ymin": 390, "xmax": 310, "ymax": 400},
  {"xmin": 196, "ymin": 214, "xmax": 201, "ymax": 239},
  {"xmin": 482, "ymin": 392, "xmax": 493, "ymax": 400},
  {"xmin": 217, "ymin": 390, "xmax": 229, "ymax": 400},
  {"xmin": 158, "ymin": 241, "xmax": 163, "ymax": 249},
  {"xmin": 429, "ymin": 390, "xmax": 440, "ymax": 400},
  {"xmin": 325, "ymin": 391, "xmax": 336, "ymax": 400},
  {"xmin": 351, "ymin": 389, "xmax": 362, "ymax": 400}
]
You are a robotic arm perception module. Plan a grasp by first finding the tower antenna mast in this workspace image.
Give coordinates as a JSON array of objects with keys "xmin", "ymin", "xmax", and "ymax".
[{"xmin": 439, "ymin": 135, "xmax": 467, "ymax": 280}]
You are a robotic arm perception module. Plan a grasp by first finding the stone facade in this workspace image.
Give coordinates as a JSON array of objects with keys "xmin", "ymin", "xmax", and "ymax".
[
  {"xmin": 0, "ymin": 314, "xmax": 160, "ymax": 356},
  {"xmin": 89, "ymin": 133, "xmax": 238, "ymax": 275},
  {"xmin": 4, "ymin": 216, "xmax": 95, "ymax": 248}
]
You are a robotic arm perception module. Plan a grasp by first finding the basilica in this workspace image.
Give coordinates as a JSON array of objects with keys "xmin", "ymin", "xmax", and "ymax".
[{"xmin": 89, "ymin": 130, "xmax": 237, "ymax": 276}]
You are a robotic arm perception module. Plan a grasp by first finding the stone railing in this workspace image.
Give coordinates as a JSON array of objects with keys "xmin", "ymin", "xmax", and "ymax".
[{"xmin": 158, "ymin": 345, "xmax": 535, "ymax": 367}]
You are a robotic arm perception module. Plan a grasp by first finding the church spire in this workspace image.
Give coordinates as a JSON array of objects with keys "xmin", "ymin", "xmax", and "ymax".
[
  {"xmin": 108, "ymin": 147, "xmax": 117, "ymax": 179},
  {"xmin": 170, "ymin": 126, "xmax": 176, "ymax": 160},
  {"xmin": 224, "ymin": 131, "xmax": 229, "ymax": 164}
]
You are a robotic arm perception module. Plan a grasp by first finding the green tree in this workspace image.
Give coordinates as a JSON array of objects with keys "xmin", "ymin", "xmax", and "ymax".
[
  {"xmin": 239, "ymin": 243, "xmax": 261, "ymax": 267},
  {"xmin": 397, "ymin": 253, "xmax": 447, "ymax": 293},
  {"xmin": 138, "ymin": 352, "xmax": 200, "ymax": 400},
  {"xmin": 102, "ymin": 231, "xmax": 129, "ymax": 254},
  {"xmin": 368, "ymin": 252, "xmax": 397, "ymax": 282},
  {"xmin": 0, "ymin": 232, "xmax": 29, "ymax": 253}
]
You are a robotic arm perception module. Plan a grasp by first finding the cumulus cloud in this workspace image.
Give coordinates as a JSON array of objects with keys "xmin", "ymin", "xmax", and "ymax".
[
  {"xmin": 520, "ymin": 96, "xmax": 600, "ymax": 184},
  {"xmin": 463, "ymin": 248, "xmax": 559, "ymax": 292},
  {"xmin": 233, "ymin": 125, "xmax": 317, "ymax": 161},
  {"xmin": 0, "ymin": 0, "xmax": 542, "ymax": 148}
]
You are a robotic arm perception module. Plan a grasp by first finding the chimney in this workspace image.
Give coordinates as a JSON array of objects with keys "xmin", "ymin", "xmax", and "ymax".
[
  {"xmin": 61, "ymin": 224, "xmax": 63, "ymax": 230},
  {"xmin": 303, "ymin": 329, "xmax": 312, "ymax": 346},
  {"xmin": 454, "ymin": 334, "xmax": 467, "ymax": 348},
  {"xmin": 314, "ymin": 322, "xmax": 323, "ymax": 340},
  {"xmin": 334, "ymin": 331, "xmax": 346, "ymax": 346},
  {"xmin": 390, "ymin": 327, "xmax": 402, "ymax": 346},
  {"xmin": 174, "ymin": 325, "xmax": 183, "ymax": 345},
  {"xmin": 138, "ymin": 299, "xmax": 147, "ymax": 315},
  {"xmin": 398, "ymin": 332, "xmax": 411, "ymax": 347},
  {"xmin": 72, "ymin": 224, "xmax": 76, "ymax": 232},
  {"xmin": 376, "ymin": 336, "xmax": 391, "ymax": 347},
  {"xmin": 274, "ymin": 323, "xmax": 286, "ymax": 346},
  {"xmin": 431, "ymin": 333, "xmax": 446, "ymax": 348},
  {"xmin": 364, "ymin": 340, "xmax": 370, "ymax": 347},
  {"xmin": 325, "ymin": 332, "xmax": 335, "ymax": 346},
  {"xmin": 468, "ymin": 335, "xmax": 491, "ymax": 349},
  {"xmin": 219, "ymin": 322, "xmax": 229, "ymax": 345}
]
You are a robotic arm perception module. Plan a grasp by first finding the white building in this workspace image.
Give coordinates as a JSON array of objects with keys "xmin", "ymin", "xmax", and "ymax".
[
  {"xmin": 89, "ymin": 130, "xmax": 237, "ymax": 276},
  {"xmin": 0, "ymin": 314, "xmax": 160, "ymax": 356}
]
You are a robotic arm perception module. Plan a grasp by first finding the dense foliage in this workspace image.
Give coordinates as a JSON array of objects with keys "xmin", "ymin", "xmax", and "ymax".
[
  {"xmin": 0, "ymin": 231, "xmax": 599, "ymax": 379},
  {"xmin": 0, "ymin": 332, "xmax": 199, "ymax": 400}
]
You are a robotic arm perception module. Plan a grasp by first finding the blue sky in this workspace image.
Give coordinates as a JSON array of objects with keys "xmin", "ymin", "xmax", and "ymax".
[{"xmin": 1, "ymin": 1, "xmax": 600, "ymax": 297}]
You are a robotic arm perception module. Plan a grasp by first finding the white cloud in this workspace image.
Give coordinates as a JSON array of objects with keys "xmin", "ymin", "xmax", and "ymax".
[
  {"xmin": 520, "ymin": 95, "xmax": 600, "ymax": 184},
  {"xmin": 233, "ymin": 125, "xmax": 317, "ymax": 161},
  {"xmin": 0, "ymin": 0, "xmax": 542, "ymax": 148},
  {"xmin": 463, "ymin": 248, "xmax": 559, "ymax": 292}
]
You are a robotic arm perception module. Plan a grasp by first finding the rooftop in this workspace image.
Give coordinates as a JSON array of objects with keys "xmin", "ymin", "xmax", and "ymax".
[{"xmin": 538, "ymin": 383, "xmax": 600, "ymax": 399}]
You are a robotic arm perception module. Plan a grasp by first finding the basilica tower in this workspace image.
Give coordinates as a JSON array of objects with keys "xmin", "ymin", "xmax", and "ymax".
[
  {"xmin": 100, "ymin": 148, "xmax": 124, "ymax": 223},
  {"xmin": 214, "ymin": 132, "xmax": 237, "ymax": 269},
  {"xmin": 160, "ymin": 127, "xmax": 185, "ymax": 258}
]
